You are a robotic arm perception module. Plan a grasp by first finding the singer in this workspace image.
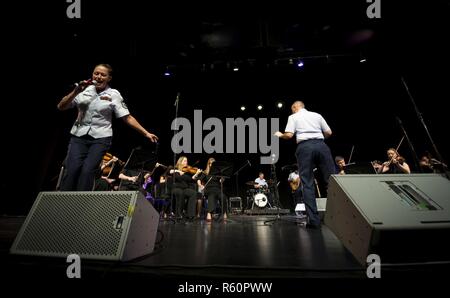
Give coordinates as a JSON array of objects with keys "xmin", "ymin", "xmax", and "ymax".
[{"xmin": 57, "ymin": 63, "xmax": 159, "ymax": 191}]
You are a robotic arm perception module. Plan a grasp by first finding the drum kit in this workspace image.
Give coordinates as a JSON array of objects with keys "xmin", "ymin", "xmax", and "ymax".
[{"xmin": 245, "ymin": 181, "xmax": 272, "ymax": 208}]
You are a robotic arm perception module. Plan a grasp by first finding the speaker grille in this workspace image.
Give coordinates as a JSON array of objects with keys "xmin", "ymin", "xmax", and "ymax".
[{"xmin": 14, "ymin": 192, "xmax": 135, "ymax": 258}]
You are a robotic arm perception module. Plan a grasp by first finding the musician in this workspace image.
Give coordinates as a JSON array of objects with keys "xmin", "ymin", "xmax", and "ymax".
[
  {"xmin": 419, "ymin": 154, "xmax": 435, "ymax": 173},
  {"xmin": 171, "ymin": 156, "xmax": 202, "ymax": 221},
  {"xmin": 372, "ymin": 148, "xmax": 411, "ymax": 174},
  {"xmin": 335, "ymin": 156, "xmax": 346, "ymax": 175},
  {"xmin": 118, "ymin": 168, "xmax": 141, "ymax": 190},
  {"xmin": 154, "ymin": 174, "xmax": 172, "ymax": 218},
  {"xmin": 199, "ymin": 158, "xmax": 229, "ymax": 222},
  {"xmin": 288, "ymin": 170, "xmax": 303, "ymax": 206},
  {"xmin": 254, "ymin": 172, "xmax": 268, "ymax": 189},
  {"xmin": 94, "ymin": 153, "xmax": 123, "ymax": 190}
]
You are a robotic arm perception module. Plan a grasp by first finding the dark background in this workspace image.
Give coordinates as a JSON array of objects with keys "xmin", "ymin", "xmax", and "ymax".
[{"xmin": 2, "ymin": 0, "xmax": 449, "ymax": 214}]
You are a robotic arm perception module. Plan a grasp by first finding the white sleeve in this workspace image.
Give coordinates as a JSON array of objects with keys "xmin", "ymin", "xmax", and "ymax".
[
  {"xmin": 111, "ymin": 90, "xmax": 130, "ymax": 118},
  {"xmin": 320, "ymin": 116, "xmax": 331, "ymax": 132},
  {"xmin": 284, "ymin": 115, "xmax": 295, "ymax": 133}
]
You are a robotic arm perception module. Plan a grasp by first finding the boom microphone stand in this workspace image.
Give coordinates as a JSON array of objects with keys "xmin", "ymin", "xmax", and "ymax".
[
  {"xmin": 233, "ymin": 160, "xmax": 251, "ymax": 198},
  {"xmin": 264, "ymin": 155, "xmax": 283, "ymax": 225},
  {"xmin": 396, "ymin": 116, "xmax": 421, "ymax": 172},
  {"xmin": 170, "ymin": 92, "xmax": 181, "ymax": 219},
  {"xmin": 401, "ymin": 77, "xmax": 449, "ymax": 179}
]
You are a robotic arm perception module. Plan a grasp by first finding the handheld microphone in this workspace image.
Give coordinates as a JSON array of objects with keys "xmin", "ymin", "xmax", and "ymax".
[{"xmin": 75, "ymin": 79, "xmax": 97, "ymax": 88}]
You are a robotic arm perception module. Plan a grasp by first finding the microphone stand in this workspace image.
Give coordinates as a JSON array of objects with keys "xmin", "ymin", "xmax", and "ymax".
[
  {"xmin": 264, "ymin": 156, "xmax": 284, "ymax": 225},
  {"xmin": 118, "ymin": 147, "xmax": 137, "ymax": 190},
  {"xmin": 171, "ymin": 92, "xmax": 181, "ymax": 219},
  {"xmin": 233, "ymin": 160, "xmax": 251, "ymax": 199},
  {"xmin": 396, "ymin": 116, "xmax": 421, "ymax": 172},
  {"xmin": 401, "ymin": 77, "xmax": 449, "ymax": 179}
]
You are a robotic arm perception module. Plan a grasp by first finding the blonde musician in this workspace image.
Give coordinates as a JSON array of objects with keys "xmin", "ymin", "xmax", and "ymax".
[{"xmin": 372, "ymin": 148, "xmax": 411, "ymax": 174}]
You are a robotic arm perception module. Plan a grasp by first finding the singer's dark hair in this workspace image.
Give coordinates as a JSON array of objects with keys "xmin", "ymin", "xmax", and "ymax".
[{"xmin": 95, "ymin": 63, "xmax": 113, "ymax": 76}]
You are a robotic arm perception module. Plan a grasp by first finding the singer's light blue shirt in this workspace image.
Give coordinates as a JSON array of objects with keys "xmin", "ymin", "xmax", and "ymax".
[{"xmin": 69, "ymin": 85, "xmax": 130, "ymax": 138}]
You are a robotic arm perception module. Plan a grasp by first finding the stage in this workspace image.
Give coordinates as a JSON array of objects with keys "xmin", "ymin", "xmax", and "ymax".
[{"xmin": 2, "ymin": 213, "xmax": 449, "ymax": 288}]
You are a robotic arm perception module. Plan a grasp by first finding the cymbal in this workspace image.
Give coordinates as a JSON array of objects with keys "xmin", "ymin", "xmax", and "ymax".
[{"xmin": 246, "ymin": 181, "xmax": 257, "ymax": 186}]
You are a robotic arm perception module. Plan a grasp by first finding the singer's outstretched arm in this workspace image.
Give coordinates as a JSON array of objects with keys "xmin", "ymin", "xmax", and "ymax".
[
  {"xmin": 57, "ymin": 86, "xmax": 83, "ymax": 111},
  {"xmin": 122, "ymin": 115, "xmax": 159, "ymax": 142}
]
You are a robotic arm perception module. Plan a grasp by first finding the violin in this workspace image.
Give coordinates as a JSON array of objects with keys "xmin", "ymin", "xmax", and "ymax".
[
  {"xmin": 181, "ymin": 166, "xmax": 202, "ymax": 175},
  {"xmin": 101, "ymin": 153, "xmax": 125, "ymax": 176},
  {"xmin": 385, "ymin": 156, "xmax": 405, "ymax": 167}
]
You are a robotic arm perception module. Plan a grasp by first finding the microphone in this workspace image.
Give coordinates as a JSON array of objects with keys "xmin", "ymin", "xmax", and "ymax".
[
  {"xmin": 74, "ymin": 79, "xmax": 97, "ymax": 88},
  {"xmin": 174, "ymin": 92, "xmax": 180, "ymax": 106}
]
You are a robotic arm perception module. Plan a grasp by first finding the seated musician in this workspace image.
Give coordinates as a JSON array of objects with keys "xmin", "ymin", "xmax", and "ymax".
[
  {"xmin": 118, "ymin": 168, "xmax": 141, "ymax": 190},
  {"xmin": 198, "ymin": 158, "xmax": 228, "ymax": 222},
  {"xmin": 418, "ymin": 152, "xmax": 448, "ymax": 173},
  {"xmin": 372, "ymin": 148, "xmax": 411, "ymax": 174},
  {"xmin": 254, "ymin": 172, "xmax": 268, "ymax": 190},
  {"xmin": 335, "ymin": 156, "xmax": 346, "ymax": 175},
  {"xmin": 170, "ymin": 156, "xmax": 202, "ymax": 222},
  {"xmin": 288, "ymin": 170, "xmax": 302, "ymax": 204},
  {"xmin": 94, "ymin": 153, "xmax": 123, "ymax": 191}
]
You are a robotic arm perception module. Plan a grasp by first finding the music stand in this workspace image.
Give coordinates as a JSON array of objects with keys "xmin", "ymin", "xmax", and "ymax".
[
  {"xmin": 344, "ymin": 162, "xmax": 378, "ymax": 174},
  {"xmin": 208, "ymin": 161, "xmax": 233, "ymax": 222}
]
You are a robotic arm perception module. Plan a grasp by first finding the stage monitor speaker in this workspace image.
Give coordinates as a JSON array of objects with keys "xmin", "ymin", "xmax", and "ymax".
[
  {"xmin": 10, "ymin": 191, "xmax": 159, "ymax": 261},
  {"xmin": 324, "ymin": 174, "xmax": 450, "ymax": 265}
]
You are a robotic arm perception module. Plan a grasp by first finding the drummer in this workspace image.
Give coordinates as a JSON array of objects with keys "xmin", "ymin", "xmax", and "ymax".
[{"xmin": 254, "ymin": 172, "xmax": 268, "ymax": 190}]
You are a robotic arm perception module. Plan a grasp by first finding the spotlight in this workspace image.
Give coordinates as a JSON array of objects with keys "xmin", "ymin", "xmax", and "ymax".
[
  {"xmin": 163, "ymin": 67, "xmax": 171, "ymax": 76},
  {"xmin": 276, "ymin": 102, "xmax": 283, "ymax": 109},
  {"xmin": 297, "ymin": 60, "xmax": 304, "ymax": 68},
  {"xmin": 233, "ymin": 67, "xmax": 239, "ymax": 72},
  {"xmin": 240, "ymin": 106, "xmax": 246, "ymax": 111},
  {"xmin": 359, "ymin": 58, "xmax": 367, "ymax": 63},
  {"xmin": 257, "ymin": 105, "xmax": 263, "ymax": 111}
]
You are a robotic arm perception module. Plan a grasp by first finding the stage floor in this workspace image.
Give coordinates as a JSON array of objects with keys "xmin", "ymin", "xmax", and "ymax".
[{"xmin": 1, "ymin": 214, "xmax": 449, "ymax": 293}]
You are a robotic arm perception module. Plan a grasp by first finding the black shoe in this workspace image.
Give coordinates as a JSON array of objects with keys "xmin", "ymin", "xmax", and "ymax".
[{"xmin": 305, "ymin": 223, "xmax": 321, "ymax": 229}]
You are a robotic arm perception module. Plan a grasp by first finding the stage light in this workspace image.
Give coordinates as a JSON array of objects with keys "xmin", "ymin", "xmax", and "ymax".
[
  {"xmin": 257, "ymin": 105, "xmax": 263, "ymax": 111},
  {"xmin": 240, "ymin": 106, "xmax": 246, "ymax": 111},
  {"xmin": 163, "ymin": 67, "xmax": 171, "ymax": 76},
  {"xmin": 276, "ymin": 102, "xmax": 283, "ymax": 109},
  {"xmin": 297, "ymin": 60, "xmax": 304, "ymax": 68},
  {"xmin": 360, "ymin": 58, "xmax": 367, "ymax": 63},
  {"xmin": 233, "ymin": 67, "xmax": 239, "ymax": 72}
]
